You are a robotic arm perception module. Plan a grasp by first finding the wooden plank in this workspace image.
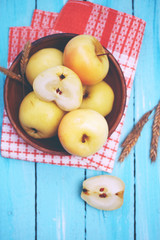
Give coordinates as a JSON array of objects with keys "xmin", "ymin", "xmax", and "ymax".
[
  {"xmin": 2, "ymin": 0, "xmax": 159, "ymax": 239},
  {"xmin": 83, "ymin": 1, "xmax": 135, "ymax": 240},
  {"xmin": 0, "ymin": 160, "xmax": 36, "ymax": 240},
  {"xmin": 0, "ymin": 1, "xmax": 36, "ymax": 239},
  {"xmin": 84, "ymin": 96, "xmax": 135, "ymax": 240},
  {"xmin": 36, "ymin": 164, "xmax": 85, "ymax": 240},
  {"xmin": 35, "ymin": 2, "xmax": 85, "ymax": 240},
  {"xmin": 89, "ymin": 0, "xmax": 133, "ymax": 12},
  {"xmin": 134, "ymin": 0, "xmax": 160, "ymax": 239},
  {"xmin": 36, "ymin": 0, "xmax": 67, "ymax": 12}
]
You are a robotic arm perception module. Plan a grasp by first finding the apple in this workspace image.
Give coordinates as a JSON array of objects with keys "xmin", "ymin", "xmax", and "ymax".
[
  {"xmin": 81, "ymin": 175, "xmax": 125, "ymax": 211},
  {"xmin": 80, "ymin": 81, "xmax": 114, "ymax": 116},
  {"xmin": 33, "ymin": 65, "xmax": 83, "ymax": 111},
  {"xmin": 26, "ymin": 48, "xmax": 63, "ymax": 85},
  {"xmin": 63, "ymin": 34, "xmax": 109, "ymax": 85},
  {"xmin": 58, "ymin": 109, "xmax": 109, "ymax": 157},
  {"xmin": 19, "ymin": 91, "xmax": 65, "ymax": 139}
]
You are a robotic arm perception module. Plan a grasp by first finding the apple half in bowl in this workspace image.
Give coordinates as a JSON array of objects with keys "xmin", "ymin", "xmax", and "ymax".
[{"xmin": 4, "ymin": 33, "xmax": 126, "ymax": 156}]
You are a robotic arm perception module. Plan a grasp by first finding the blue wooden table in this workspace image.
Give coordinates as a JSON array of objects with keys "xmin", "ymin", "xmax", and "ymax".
[{"xmin": 0, "ymin": 0, "xmax": 160, "ymax": 239}]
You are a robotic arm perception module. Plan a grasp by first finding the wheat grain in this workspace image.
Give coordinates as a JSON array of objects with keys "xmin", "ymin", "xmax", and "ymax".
[{"xmin": 150, "ymin": 100, "xmax": 160, "ymax": 162}]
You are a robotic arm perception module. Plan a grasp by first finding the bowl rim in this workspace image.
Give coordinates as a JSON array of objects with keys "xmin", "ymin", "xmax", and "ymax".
[
  {"xmin": 105, "ymin": 50, "xmax": 126, "ymax": 136},
  {"xmin": 4, "ymin": 33, "xmax": 127, "ymax": 155}
]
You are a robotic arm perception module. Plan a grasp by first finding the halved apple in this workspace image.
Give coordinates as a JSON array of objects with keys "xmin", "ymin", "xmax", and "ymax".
[
  {"xmin": 33, "ymin": 66, "xmax": 83, "ymax": 111},
  {"xmin": 81, "ymin": 175, "xmax": 125, "ymax": 210}
]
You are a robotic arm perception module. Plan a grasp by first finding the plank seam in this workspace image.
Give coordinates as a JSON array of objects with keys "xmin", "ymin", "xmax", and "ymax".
[{"xmin": 35, "ymin": 163, "xmax": 37, "ymax": 240}]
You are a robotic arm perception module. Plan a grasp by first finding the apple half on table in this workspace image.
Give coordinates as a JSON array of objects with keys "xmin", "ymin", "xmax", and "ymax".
[{"xmin": 81, "ymin": 175, "xmax": 125, "ymax": 210}]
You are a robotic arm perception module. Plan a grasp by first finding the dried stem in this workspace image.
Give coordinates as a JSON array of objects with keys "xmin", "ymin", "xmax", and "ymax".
[
  {"xmin": 150, "ymin": 100, "xmax": 160, "ymax": 162},
  {"xmin": 118, "ymin": 107, "xmax": 155, "ymax": 162}
]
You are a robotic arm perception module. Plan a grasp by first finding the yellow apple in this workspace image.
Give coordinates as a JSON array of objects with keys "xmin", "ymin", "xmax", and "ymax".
[
  {"xmin": 80, "ymin": 81, "xmax": 114, "ymax": 116},
  {"xmin": 19, "ymin": 91, "xmax": 65, "ymax": 139},
  {"xmin": 63, "ymin": 34, "xmax": 109, "ymax": 85},
  {"xmin": 58, "ymin": 109, "xmax": 109, "ymax": 157},
  {"xmin": 26, "ymin": 48, "xmax": 63, "ymax": 85},
  {"xmin": 33, "ymin": 65, "xmax": 83, "ymax": 111}
]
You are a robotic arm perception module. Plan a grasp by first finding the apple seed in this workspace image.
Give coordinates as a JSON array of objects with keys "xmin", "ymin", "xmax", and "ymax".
[
  {"xmin": 56, "ymin": 88, "xmax": 62, "ymax": 95},
  {"xmin": 59, "ymin": 73, "xmax": 65, "ymax": 80},
  {"xmin": 99, "ymin": 193, "xmax": 107, "ymax": 198}
]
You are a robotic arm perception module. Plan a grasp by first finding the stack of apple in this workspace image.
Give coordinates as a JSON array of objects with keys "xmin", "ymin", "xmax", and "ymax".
[{"xmin": 19, "ymin": 35, "xmax": 115, "ymax": 157}]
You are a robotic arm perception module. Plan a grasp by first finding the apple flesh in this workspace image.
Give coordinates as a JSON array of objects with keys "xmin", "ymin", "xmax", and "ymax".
[
  {"xmin": 19, "ymin": 91, "xmax": 65, "ymax": 139},
  {"xmin": 81, "ymin": 175, "xmax": 125, "ymax": 210},
  {"xmin": 26, "ymin": 48, "xmax": 63, "ymax": 85},
  {"xmin": 33, "ymin": 66, "xmax": 83, "ymax": 111},
  {"xmin": 58, "ymin": 109, "xmax": 109, "ymax": 157},
  {"xmin": 63, "ymin": 34, "xmax": 109, "ymax": 85},
  {"xmin": 80, "ymin": 81, "xmax": 114, "ymax": 116}
]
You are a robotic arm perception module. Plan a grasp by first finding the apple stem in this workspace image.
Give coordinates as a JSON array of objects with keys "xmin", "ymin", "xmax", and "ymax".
[
  {"xmin": 97, "ymin": 52, "xmax": 109, "ymax": 57},
  {"xmin": 82, "ymin": 134, "xmax": 88, "ymax": 143}
]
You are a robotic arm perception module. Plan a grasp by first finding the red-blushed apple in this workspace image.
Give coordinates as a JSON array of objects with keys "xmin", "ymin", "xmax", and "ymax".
[
  {"xmin": 58, "ymin": 109, "xmax": 109, "ymax": 157},
  {"xmin": 80, "ymin": 81, "xmax": 114, "ymax": 116},
  {"xmin": 33, "ymin": 66, "xmax": 83, "ymax": 111},
  {"xmin": 81, "ymin": 175, "xmax": 125, "ymax": 211},
  {"xmin": 26, "ymin": 48, "xmax": 63, "ymax": 85},
  {"xmin": 63, "ymin": 34, "xmax": 109, "ymax": 85},
  {"xmin": 19, "ymin": 91, "xmax": 65, "ymax": 139}
]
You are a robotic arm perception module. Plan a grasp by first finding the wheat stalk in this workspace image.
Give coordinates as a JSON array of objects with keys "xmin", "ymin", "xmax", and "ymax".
[
  {"xmin": 20, "ymin": 41, "xmax": 32, "ymax": 95},
  {"xmin": 20, "ymin": 40, "xmax": 31, "ymax": 79},
  {"xmin": 0, "ymin": 41, "xmax": 32, "ymax": 89},
  {"xmin": 121, "ymin": 109, "xmax": 154, "ymax": 148},
  {"xmin": 150, "ymin": 100, "xmax": 160, "ymax": 162},
  {"xmin": 118, "ymin": 107, "xmax": 154, "ymax": 162},
  {"xmin": 0, "ymin": 66, "xmax": 22, "ymax": 82}
]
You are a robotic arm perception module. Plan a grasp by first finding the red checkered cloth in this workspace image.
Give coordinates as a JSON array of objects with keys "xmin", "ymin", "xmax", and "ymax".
[{"xmin": 1, "ymin": 0, "xmax": 146, "ymax": 172}]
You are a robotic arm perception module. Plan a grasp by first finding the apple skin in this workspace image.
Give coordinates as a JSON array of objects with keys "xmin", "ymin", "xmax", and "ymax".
[
  {"xmin": 26, "ymin": 48, "xmax": 63, "ymax": 85},
  {"xmin": 58, "ymin": 109, "xmax": 109, "ymax": 157},
  {"xmin": 63, "ymin": 35, "xmax": 109, "ymax": 85},
  {"xmin": 33, "ymin": 65, "xmax": 83, "ymax": 111},
  {"xmin": 80, "ymin": 81, "xmax": 114, "ymax": 116},
  {"xmin": 19, "ymin": 91, "xmax": 65, "ymax": 139}
]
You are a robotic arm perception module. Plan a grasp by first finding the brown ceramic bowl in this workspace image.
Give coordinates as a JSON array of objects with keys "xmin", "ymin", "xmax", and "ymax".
[{"xmin": 4, "ymin": 33, "xmax": 126, "ymax": 155}]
